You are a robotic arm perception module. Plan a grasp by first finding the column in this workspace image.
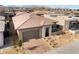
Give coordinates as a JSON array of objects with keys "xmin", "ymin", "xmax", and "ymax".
[
  {"xmin": 17, "ymin": 30, "xmax": 23, "ymax": 41},
  {"xmin": 49, "ymin": 26, "xmax": 52, "ymax": 36},
  {"xmin": 42, "ymin": 27, "xmax": 45, "ymax": 37}
]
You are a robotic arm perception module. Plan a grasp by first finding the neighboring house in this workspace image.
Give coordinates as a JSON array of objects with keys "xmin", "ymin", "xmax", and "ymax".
[
  {"xmin": 12, "ymin": 13, "xmax": 59, "ymax": 42},
  {"xmin": 44, "ymin": 13, "xmax": 68, "ymax": 29},
  {"xmin": 0, "ymin": 16, "xmax": 5, "ymax": 46},
  {"xmin": 64, "ymin": 17, "xmax": 79, "ymax": 34},
  {"xmin": 43, "ymin": 13, "xmax": 79, "ymax": 34},
  {"xmin": 44, "ymin": 14, "xmax": 77, "ymax": 29}
]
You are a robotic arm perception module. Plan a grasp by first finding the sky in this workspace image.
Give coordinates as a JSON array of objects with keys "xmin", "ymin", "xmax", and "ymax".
[
  {"xmin": 0, "ymin": 0, "xmax": 79, "ymax": 9},
  {"xmin": 49, "ymin": 5, "xmax": 79, "ymax": 9}
]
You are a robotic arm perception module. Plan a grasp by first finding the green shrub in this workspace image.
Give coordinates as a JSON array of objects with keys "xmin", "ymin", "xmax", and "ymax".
[{"xmin": 17, "ymin": 40, "xmax": 23, "ymax": 47}]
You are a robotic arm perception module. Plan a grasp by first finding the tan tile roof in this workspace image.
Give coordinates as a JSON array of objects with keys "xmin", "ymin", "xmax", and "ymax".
[
  {"xmin": 13, "ymin": 13, "xmax": 31, "ymax": 29},
  {"xmin": 13, "ymin": 13, "xmax": 57, "ymax": 30}
]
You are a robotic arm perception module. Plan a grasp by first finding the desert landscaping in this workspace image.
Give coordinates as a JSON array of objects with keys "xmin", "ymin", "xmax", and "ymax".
[{"xmin": 0, "ymin": 5, "xmax": 79, "ymax": 54}]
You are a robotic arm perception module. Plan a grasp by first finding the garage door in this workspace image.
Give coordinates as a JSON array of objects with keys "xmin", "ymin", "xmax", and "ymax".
[{"xmin": 22, "ymin": 29, "xmax": 40, "ymax": 41}]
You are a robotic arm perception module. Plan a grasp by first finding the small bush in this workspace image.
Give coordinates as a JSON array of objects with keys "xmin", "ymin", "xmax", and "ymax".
[{"xmin": 17, "ymin": 40, "xmax": 23, "ymax": 47}]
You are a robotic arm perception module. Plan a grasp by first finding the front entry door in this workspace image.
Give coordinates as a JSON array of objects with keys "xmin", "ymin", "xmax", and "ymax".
[{"xmin": 45, "ymin": 27, "xmax": 49, "ymax": 37}]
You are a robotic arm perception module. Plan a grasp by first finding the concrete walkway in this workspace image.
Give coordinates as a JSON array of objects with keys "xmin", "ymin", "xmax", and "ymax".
[{"xmin": 46, "ymin": 40, "xmax": 79, "ymax": 54}]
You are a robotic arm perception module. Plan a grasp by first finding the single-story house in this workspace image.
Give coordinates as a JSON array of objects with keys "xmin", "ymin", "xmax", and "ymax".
[{"xmin": 12, "ymin": 13, "xmax": 61, "ymax": 42}]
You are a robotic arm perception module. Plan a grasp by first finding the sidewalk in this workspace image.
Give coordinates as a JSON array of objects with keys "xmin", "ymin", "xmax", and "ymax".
[{"xmin": 46, "ymin": 40, "xmax": 79, "ymax": 54}]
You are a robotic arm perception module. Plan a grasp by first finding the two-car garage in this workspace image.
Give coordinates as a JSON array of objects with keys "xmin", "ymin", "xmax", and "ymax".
[{"xmin": 22, "ymin": 29, "xmax": 40, "ymax": 42}]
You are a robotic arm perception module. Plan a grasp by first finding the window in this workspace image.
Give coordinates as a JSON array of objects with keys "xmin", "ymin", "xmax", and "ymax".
[
  {"xmin": 52, "ymin": 24, "xmax": 62, "ymax": 32},
  {"xmin": 69, "ymin": 21, "xmax": 77, "ymax": 30},
  {"xmin": 52, "ymin": 25, "xmax": 58, "ymax": 32}
]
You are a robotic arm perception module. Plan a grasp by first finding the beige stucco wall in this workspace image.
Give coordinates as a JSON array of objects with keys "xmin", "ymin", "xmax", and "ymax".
[
  {"xmin": 17, "ymin": 30, "xmax": 23, "ymax": 40},
  {"xmin": 42, "ymin": 25, "xmax": 52, "ymax": 37},
  {"xmin": 64, "ymin": 20, "xmax": 70, "ymax": 30}
]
